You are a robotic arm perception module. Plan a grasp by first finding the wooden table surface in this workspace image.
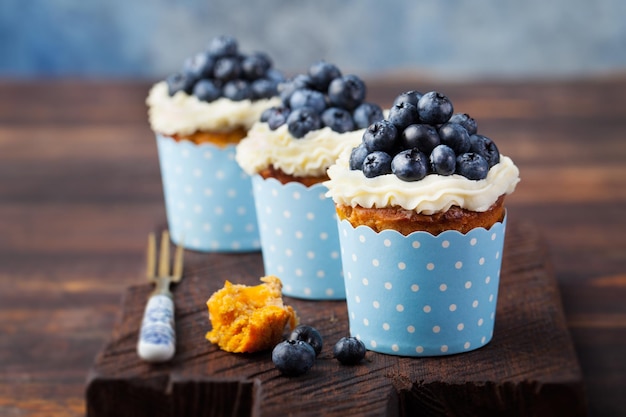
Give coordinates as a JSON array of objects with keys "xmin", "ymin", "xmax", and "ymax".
[{"xmin": 1, "ymin": 76, "xmax": 625, "ymax": 417}]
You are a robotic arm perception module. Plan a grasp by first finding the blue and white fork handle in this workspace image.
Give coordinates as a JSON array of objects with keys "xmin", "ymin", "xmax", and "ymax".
[{"xmin": 137, "ymin": 291, "xmax": 176, "ymax": 362}]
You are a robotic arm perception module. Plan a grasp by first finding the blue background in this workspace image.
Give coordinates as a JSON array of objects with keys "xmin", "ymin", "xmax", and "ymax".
[{"xmin": 2, "ymin": 0, "xmax": 625, "ymax": 79}]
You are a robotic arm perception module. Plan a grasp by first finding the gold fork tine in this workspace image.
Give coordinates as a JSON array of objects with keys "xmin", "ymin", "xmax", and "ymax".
[
  {"xmin": 146, "ymin": 232, "xmax": 157, "ymax": 280},
  {"xmin": 172, "ymin": 240, "xmax": 184, "ymax": 282},
  {"xmin": 158, "ymin": 230, "xmax": 170, "ymax": 277}
]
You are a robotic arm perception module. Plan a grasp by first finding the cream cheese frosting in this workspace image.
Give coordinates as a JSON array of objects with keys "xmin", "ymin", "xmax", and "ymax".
[
  {"xmin": 236, "ymin": 122, "xmax": 365, "ymax": 178},
  {"xmin": 325, "ymin": 149, "xmax": 520, "ymax": 214},
  {"xmin": 146, "ymin": 81, "xmax": 281, "ymax": 135}
]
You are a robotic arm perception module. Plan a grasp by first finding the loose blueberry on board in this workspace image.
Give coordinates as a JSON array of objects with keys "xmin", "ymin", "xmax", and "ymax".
[
  {"xmin": 470, "ymin": 134, "xmax": 500, "ymax": 167},
  {"xmin": 289, "ymin": 325, "xmax": 323, "ymax": 356},
  {"xmin": 353, "ymin": 102, "xmax": 384, "ymax": 129},
  {"xmin": 349, "ymin": 143, "xmax": 370, "ymax": 170},
  {"xmin": 362, "ymin": 151, "xmax": 393, "ymax": 178},
  {"xmin": 322, "ymin": 107, "xmax": 356, "ymax": 133},
  {"xmin": 391, "ymin": 148, "xmax": 429, "ymax": 181},
  {"xmin": 208, "ymin": 35, "xmax": 239, "ymax": 57},
  {"xmin": 362, "ymin": 120, "xmax": 398, "ymax": 153},
  {"xmin": 392, "ymin": 90, "xmax": 423, "ymax": 108},
  {"xmin": 449, "ymin": 113, "xmax": 478, "ymax": 135},
  {"xmin": 401, "ymin": 124, "xmax": 441, "ymax": 154},
  {"xmin": 328, "ymin": 74, "xmax": 367, "ymax": 110},
  {"xmin": 417, "ymin": 91, "xmax": 454, "ymax": 125},
  {"xmin": 289, "ymin": 88, "xmax": 327, "ymax": 114},
  {"xmin": 456, "ymin": 152, "xmax": 489, "ymax": 180},
  {"xmin": 333, "ymin": 337, "xmax": 366, "ymax": 365},
  {"xmin": 193, "ymin": 79, "xmax": 222, "ymax": 102},
  {"xmin": 166, "ymin": 72, "xmax": 195, "ymax": 95},
  {"xmin": 430, "ymin": 144, "xmax": 457, "ymax": 175},
  {"xmin": 308, "ymin": 60, "xmax": 342, "ymax": 91},
  {"xmin": 286, "ymin": 107, "xmax": 322, "ymax": 138},
  {"xmin": 387, "ymin": 102, "xmax": 419, "ymax": 131},
  {"xmin": 272, "ymin": 339, "xmax": 316, "ymax": 377},
  {"xmin": 438, "ymin": 123, "xmax": 471, "ymax": 154}
]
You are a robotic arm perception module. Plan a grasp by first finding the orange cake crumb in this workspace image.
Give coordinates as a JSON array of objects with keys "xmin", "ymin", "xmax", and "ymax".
[{"xmin": 205, "ymin": 275, "xmax": 299, "ymax": 353}]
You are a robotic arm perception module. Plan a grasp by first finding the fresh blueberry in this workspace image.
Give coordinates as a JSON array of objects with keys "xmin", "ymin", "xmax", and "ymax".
[
  {"xmin": 469, "ymin": 134, "xmax": 500, "ymax": 167},
  {"xmin": 192, "ymin": 79, "xmax": 221, "ymax": 102},
  {"xmin": 392, "ymin": 90, "xmax": 423, "ymax": 108},
  {"xmin": 401, "ymin": 124, "xmax": 440, "ymax": 154},
  {"xmin": 265, "ymin": 68, "xmax": 286, "ymax": 83},
  {"xmin": 417, "ymin": 91, "xmax": 454, "ymax": 125},
  {"xmin": 456, "ymin": 152, "xmax": 489, "ymax": 180},
  {"xmin": 183, "ymin": 51, "xmax": 215, "ymax": 80},
  {"xmin": 333, "ymin": 337, "xmax": 366, "ymax": 365},
  {"xmin": 388, "ymin": 102, "xmax": 419, "ymax": 131},
  {"xmin": 391, "ymin": 148, "xmax": 429, "ymax": 181},
  {"xmin": 321, "ymin": 107, "xmax": 355, "ymax": 133},
  {"xmin": 264, "ymin": 106, "xmax": 291, "ymax": 130},
  {"xmin": 165, "ymin": 72, "xmax": 195, "ymax": 96},
  {"xmin": 362, "ymin": 120, "xmax": 398, "ymax": 153},
  {"xmin": 328, "ymin": 75, "xmax": 366, "ymax": 111},
  {"xmin": 362, "ymin": 151, "xmax": 392, "ymax": 178},
  {"xmin": 251, "ymin": 78, "xmax": 278, "ymax": 99},
  {"xmin": 208, "ymin": 35, "xmax": 239, "ymax": 57},
  {"xmin": 430, "ymin": 144, "xmax": 456, "ymax": 175},
  {"xmin": 213, "ymin": 57, "xmax": 242, "ymax": 82},
  {"xmin": 438, "ymin": 123, "xmax": 471, "ymax": 154},
  {"xmin": 289, "ymin": 88, "xmax": 327, "ymax": 114},
  {"xmin": 286, "ymin": 107, "xmax": 322, "ymax": 138},
  {"xmin": 353, "ymin": 102, "xmax": 384, "ymax": 129},
  {"xmin": 272, "ymin": 339, "xmax": 316, "ymax": 377},
  {"xmin": 279, "ymin": 74, "xmax": 313, "ymax": 106},
  {"xmin": 308, "ymin": 60, "xmax": 342, "ymax": 91},
  {"xmin": 289, "ymin": 325, "xmax": 323, "ymax": 356},
  {"xmin": 241, "ymin": 52, "xmax": 272, "ymax": 80},
  {"xmin": 449, "ymin": 113, "xmax": 478, "ymax": 135},
  {"xmin": 222, "ymin": 80, "xmax": 253, "ymax": 101},
  {"xmin": 349, "ymin": 143, "xmax": 369, "ymax": 170}
]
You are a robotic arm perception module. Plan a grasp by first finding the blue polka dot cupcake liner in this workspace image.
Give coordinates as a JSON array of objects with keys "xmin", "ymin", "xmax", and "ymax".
[
  {"xmin": 252, "ymin": 175, "xmax": 345, "ymax": 300},
  {"xmin": 337, "ymin": 214, "xmax": 507, "ymax": 356},
  {"xmin": 156, "ymin": 134, "xmax": 261, "ymax": 252}
]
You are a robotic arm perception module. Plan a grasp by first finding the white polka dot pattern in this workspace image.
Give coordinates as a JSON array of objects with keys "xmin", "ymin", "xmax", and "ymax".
[
  {"xmin": 338, "ymin": 215, "xmax": 507, "ymax": 356},
  {"xmin": 252, "ymin": 175, "xmax": 345, "ymax": 300},
  {"xmin": 156, "ymin": 135, "xmax": 260, "ymax": 252}
]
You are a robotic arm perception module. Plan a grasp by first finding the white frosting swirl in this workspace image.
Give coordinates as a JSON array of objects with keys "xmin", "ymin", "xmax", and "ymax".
[
  {"xmin": 325, "ymin": 149, "xmax": 520, "ymax": 214},
  {"xmin": 236, "ymin": 122, "xmax": 365, "ymax": 178},
  {"xmin": 146, "ymin": 81, "xmax": 281, "ymax": 135}
]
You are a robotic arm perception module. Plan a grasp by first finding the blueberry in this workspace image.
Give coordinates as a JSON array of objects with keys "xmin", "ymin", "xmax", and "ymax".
[
  {"xmin": 272, "ymin": 339, "xmax": 316, "ymax": 377},
  {"xmin": 165, "ymin": 72, "xmax": 195, "ymax": 96},
  {"xmin": 265, "ymin": 68, "xmax": 286, "ymax": 83},
  {"xmin": 208, "ymin": 35, "xmax": 239, "ymax": 57},
  {"xmin": 391, "ymin": 148, "xmax": 429, "ymax": 181},
  {"xmin": 388, "ymin": 102, "xmax": 419, "ymax": 131},
  {"xmin": 469, "ymin": 134, "xmax": 500, "ymax": 167},
  {"xmin": 286, "ymin": 107, "xmax": 322, "ymax": 138},
  {"xmin": 289, "ymin": 88, "xmax": 327, "ymax": 114},
  {"xmin": 353, "ymin": 102, "xmax": 384, "ymax": 129},
  {"xmin": 456, "ymin": 152, "xmax": 489, "ymax": 180},
  {"xmin": 417, "ymin": 91, "xmax": 454, "ymax": 125},
  {"xmin": 222, "ymin": 80, "xmax": 253, "ymax": 101},
  {"xmin": 349, "ymin": 143, "xmax": 369, "ymax": 170},
  {"xmin": 289, "ymin": 325, "xmax": 323, "ymax": 356},
  {"xmin": 251, "ymin": 78, "xmax": 278, "ymax": 99},
  {"xmin": 362, "ymin": 151, "xmax": 392, "ymax": 178},
  {"xmin": 449, "ymin": 113, "xmax": 478, "ymax": 135},
  {"xmin": 401, "ymin": 124, "xmax": 440, "ymax": 154},
  {"xmin": 213, "ymin": 57, "xmax": 242, "ymax": 82},
  {"xmin": 362, "ymin": 120, "xmax": 398, "ymax": 153},
  {"xmin": 328, "ymin": 75, "xmax": 366, "ymax": 111},
  {"xmin": 241, "ymin": 52, "xmax": 272, "ymax": 80},
  {"xmin": 430, "ymin": 144, "xmax": 456, "ymax": 176},
  {"xmin": 392, "ymin": 90, "xmax": 423, "ymax": 108},
  {"xmin": 308, "ymin": 60, "xmax": 342, "ymax": 91},
  {"xmin": 264, "ymin": 106, "xmax": 291, "ymax": 130},
  {"xmin": 182, "ymin": 51, "xmax": 215, "ymax": 80},
  {"xmin": 192, "ymin": 79, "xmax": 221, "ymax": 102},
  {"xmin": 438, "ymin": 122, "xmax": 471, "ymax": 155},
  {"xmin": 279, "ymin": 74, "xmax": 313, "ymax": 106},
  {"xmin": 333, "ymin": 337, "xmax": 366, "ymax": 365},
  {"xmin": 321, "ymin": 107, "xmax": 355, "ymax": 133}
]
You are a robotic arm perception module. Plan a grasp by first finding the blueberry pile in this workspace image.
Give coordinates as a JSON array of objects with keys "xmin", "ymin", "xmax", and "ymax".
[
  {"xmin": 349, "ymin": 90, "xmax": 500, "ymax": 181},
  {"xmin": 260, "ymin": 61, "xmax": 384, "ymax": 138},
  {"xmin": 165, "ymin": 35, "xmax": 285, "ymax": 102}
]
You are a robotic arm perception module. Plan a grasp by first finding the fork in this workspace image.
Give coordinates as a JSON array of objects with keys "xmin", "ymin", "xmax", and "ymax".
[{"xmin": 137, "ymin": 230, "xmax": 184, "ymax": 362}]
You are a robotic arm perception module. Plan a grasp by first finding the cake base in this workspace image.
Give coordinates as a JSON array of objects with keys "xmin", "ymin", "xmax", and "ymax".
[
  {"xmin": 258, "ymin": 165, "xmax": 328, "ymax": 187},
  {"xmin": 86, "ymin": 220, "xmax": 586, "ymax": 417},
  {"xmin": 170, "ymin": 127, "xmax": 247, "ymax": 148}
]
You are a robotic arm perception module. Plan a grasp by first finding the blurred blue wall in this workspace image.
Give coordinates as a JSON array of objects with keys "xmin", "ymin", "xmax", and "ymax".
[{"xmin": 1, "ymin": 0, "xmax": 625, "ymax": 79}]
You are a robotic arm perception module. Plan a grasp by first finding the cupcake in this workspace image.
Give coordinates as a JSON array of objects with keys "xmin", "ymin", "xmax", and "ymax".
[
  {"xmin": 236, "ymin": 61, "xmax": 384, "ymax": 299},
  {"xmin": 147, "ymin": 35, "xmax": 283, "ymax": 252},
  {"xmin": 325, "ymin": 90, "xmax": 520, "ymax": 356}
]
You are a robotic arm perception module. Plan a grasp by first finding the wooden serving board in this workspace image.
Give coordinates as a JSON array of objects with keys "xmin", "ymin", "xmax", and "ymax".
[{"xmin": 86, "ymin": 221, "xmax": 587, "ymax": 417}]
